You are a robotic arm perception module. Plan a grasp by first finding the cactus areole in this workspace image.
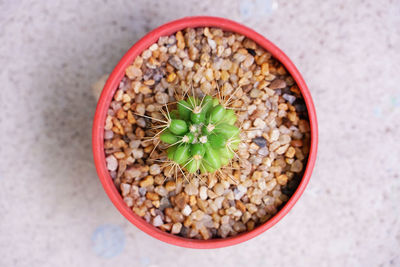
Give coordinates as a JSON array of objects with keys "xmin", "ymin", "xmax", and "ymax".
[{"xmin": 159, "ymin": 96, "xmax": 240, "ymax": 174}]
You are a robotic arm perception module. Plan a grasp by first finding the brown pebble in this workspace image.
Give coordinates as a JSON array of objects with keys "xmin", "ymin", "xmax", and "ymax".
[
  {"xmin": 247, "ymin": 220, "xmax": 255, "ymax": 231},
  {"xmin": 175, "ymin": 192, "xmax": 188, "ymax": 209},
  {"xmin": 269, "ymin": 79, "xmax": 286, "ymax": 89},
  {"xmin": 235, "ymin": 200, "xmax": 246, "ymax": 213},
  {"xmin": 285, "ymin": 146, "xmax": 296, "ymax": 158},
  {"xmin": 135, "ymin": 127, "xmax": 145, "ymax": 139},
  {"xmin": 291, "ymin": 139, "xmax": 303, "ymax": 147},
  {"xmin": 139, "ymin": 176, "xmax": 154, "ymax": 187},
  {"xmin": 146, "ymin": 192, "xmax": 159, "ymax": 201},
  {"xmin": 165, "ymin": 180, "xmax": 176, "ymax": 192},
  {"xmin": 176, "ymin": 31, "xmax": 185, "ymax": 50},
  {"xmin": 127, "ymin": 110, "xmax": 136, "ymax": 124},
  {"xmin": 170, "ymin": 210, "xmax": 184, "ymax": 223},
  {"xmin": 276, "ymin": 174, "xmax": 288, "ymax": 186}
]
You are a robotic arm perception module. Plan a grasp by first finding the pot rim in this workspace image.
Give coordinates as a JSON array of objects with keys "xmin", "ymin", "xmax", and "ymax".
[{"xmin": 92, "ymin": 16, "xmax": 318, "ymax": 249}]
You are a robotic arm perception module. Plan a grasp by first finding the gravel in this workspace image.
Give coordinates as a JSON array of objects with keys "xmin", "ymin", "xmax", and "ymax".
[{"xmin": 103, "ymin": 27, "xmax": 311, "ymax": 240}]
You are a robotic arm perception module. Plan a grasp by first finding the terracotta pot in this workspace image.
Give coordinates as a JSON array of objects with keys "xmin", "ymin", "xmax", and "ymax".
[{"xmin": 92, "ymin": 16, "xmax": 318, "ymax": 249}]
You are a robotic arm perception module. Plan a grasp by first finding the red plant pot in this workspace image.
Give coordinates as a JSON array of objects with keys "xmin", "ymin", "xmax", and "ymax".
[{"xmin": 92, "ymin": 16, "xmax": 318, "ymax": 249}]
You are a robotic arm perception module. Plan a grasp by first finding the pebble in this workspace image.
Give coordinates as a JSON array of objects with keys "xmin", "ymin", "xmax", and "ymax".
[
  {"xmin": 283, "ymin": 93, "xmax": 296, "ymax": 104},
  {"xmin": 279, "ymin": 134, "xmax": 291, "ymax": 145},
  {"xmin": 291, "ymin": 160, "xmax": 303, "ymax": 172},
  {"xmin": 258, "ymin": 147, "xmax": 269, "ymax": 156},
  {"xmin": 269, "ymin": 129, "xmax": 280, "ymax": 142},
  {"xmin": 140, "ymin": 176, "xmax": 154, "ymax": 187},
  {"xmin": 199, "ymin": 186, "xmax": 208, "ymax": 200},
  {"xmin": 106, "ymin": 155, "xmax": 118, "ymax": 171},
  {"xmin": 185, "ymin": 183, "xmax": 199, "ymax": 195},
  {"xmin": 171, "ymin": 223, "xmax": 182, "ymax": 234},
  {"xmin": 120, "ymin": 183, "xmax": 131, "ymax": 197},
  {"xmin": 154, "ymin": 186, "xmax": 168, "ymax": 197},
  {"xmin": 266, "ymin": 179, "xmax": 277, "ymax": 191},
  {"xmin": 125, "ymin": 65, "xmax": 142, "ymax": 79},
  {"xmin": 175, "ymin": 193, "xmax": 188, "ymax": 209},
  {"xmin": 155, "ymin": 92, "xmax": 169, "ymax": 104},
  {"xmin": 170, "ymin": 210, "xmax": 184, "ymax": 223},
  {"xmin": 168, "ymin": 55, "xmax": 183, "ymax": 70},
  {"xmin": 165, "ymin": 180, "xmax": 176, "ymax": 192},
  {"xmin": 152, "ymin": 215, "xmax": 163, "ymax": 227},
  {"xmin": 269, "ymin": 79, "xmax": 286, "ymax": 89},
  {"xmin": 146, "ymin": 192, "xmax": 159, "ymax": 201},
  {"xmin": 132, "ymin": 149, "xmax": 144, "ymax": 159},
  {"xmin": 192, "ymin": 210, "xmax": 204, "ymax": 221},
  {"xmin": 149, "ymin": 164, "xmax": 161, "ymax": 175},
  {"xmin": 213, "ymin": 183, "xmax": 224, "ymax": 196},
  {"xmin": 252, "ymin": 137, "xmax": 266, "ymax": 147},
  {"xmin": 182, "ymin": 58, "xmax": 194, "ymax": 68},
  {"xmin": 277, "ymin": 174, "xmax": 288, "ymax": 186},
  {"xmin": 182, "ymin": 205, "xmax": 192, "ymax": 216}
]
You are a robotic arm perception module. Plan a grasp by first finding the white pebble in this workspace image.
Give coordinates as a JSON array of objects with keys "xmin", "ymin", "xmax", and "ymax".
[
  {"xmin": 199, "ymin": 186, "xmax": 208, "ymax": 200},
  {"xmin": 152, "ymin": 215, "xmax": 163, "ymax": 227},
  {"xmin": 182, "ymin": 205, "xmax": 192, "ymax": 216},
  {"xmin": 106, "ymin": 155, "xmax": 118, "ymax": 171}
]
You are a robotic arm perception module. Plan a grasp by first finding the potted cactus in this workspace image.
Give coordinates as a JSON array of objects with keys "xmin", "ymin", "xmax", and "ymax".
[{"xmin": 92, "ymin": 16, "xmax": 317, "ymax": 248}]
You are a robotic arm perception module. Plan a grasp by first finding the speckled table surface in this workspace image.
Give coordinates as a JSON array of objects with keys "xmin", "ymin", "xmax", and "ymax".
[{"xmin": 1, "ymin": 0, "xmax": 399, "ymax": 266}]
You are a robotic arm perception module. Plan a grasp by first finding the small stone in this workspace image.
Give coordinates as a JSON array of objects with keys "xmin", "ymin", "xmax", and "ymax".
[
  {"xmin": 166, "ymin": 72, "xmax": 176, "ymax": 83},
  {"xmin": 277, "ymin": 174, "xmax": 288, "ymax": 186},
  {"xmin": 149, "ymin": 164, "xmax": 161, "ymax": 175},
  {"xmin": 233, "ymin": 222, "xmax": 247, "ymax": 232},
  {"xmin": 124, "ymin": 167, "xmax": 141, "ymax": 179},
  {"xmin": 199, "ymin": 186, "xmax": 208, "ymax": 200},
  {"xmin": 182, "ymin": 205, "xmax": 192, "ymax": 216},
  {"xmin": 207, "ymin": 38, "xmax": 217, "ymax": 50},
  {"xmin": 266, "ymin": 179, "xmax": 277, "ymax": 191},
  {"xmin": 261, "ymin": 63, "xmax": 269, "ymax": 75},
  {"xmin": 276, "ymin": 144, "xmax": 289, "ymax": 155},
  {"xmin": 168, "ymin": 55, "xmax": 183, "ymax": 70},
  {"xmin": 123, "ymin": 196, "xmax": 133, "ymax": 207},
  {"xmin": 269, "ymin": 79, "xmax": 286, "ymax": 89},
  {"xmin": 221, "ymin": 215, "xmax": 230, "ymax": 225},
  {"xmin": 185, "ymin": 183, "xmax": 199, "ymax": 195},
  {"xmin": 176, "ymin": 31, "xmax": 185, "ymax": 49},
  {"xmin": 154, "ymin": 186, "xmax": 168, "ymax": 197},
  {"xmin": 170, "ymin": 210, "xmax": 184, "ymax": 223},
  {"xmin": 250, "ymin": 89, "xmax": 261, "ymax": 98},
  {"xmin": 152, "ymin": 215, "xmax": 163, "ymax": 227},
  {"xmin": 279, "ymin": 134, "xmax": 291, "ymax": 145},
  {"xmin": 120, "ymin": 183, "xmax": 131, "ymax": 197},
  {"xmin": 291, "ymin": 160, "xmax": 303, "ymax": 172},
  {"xmin": 106, "ymin": 155, "xmax": 118, "ymax": 171},
  {"xmin": 269, "ymin": 129, "xmax": 280, "ymax": 142},
  {"xmin": 165, "ymin": 180, "xmax": 176, "ymax": 192},
  {"xmin": 140, "ymin": 176, "xmax": 154, "ymax": 187},
  {"xmin": 192, "ymin": 210, "xmax": 204, "ymax": 221},
  {"xmin": 283, "ymin": 93, "xmax": 296, "ymax": 104},
  {"xmin": 125, "ymin": 65, "xmax": 142, "ymax": 79},
  {"xmin": 254, "ymin": 118, "xmax": 266, "ymax": 129},
  {"xmin": 214, "ymin": 196, "xmax": 225, "ymax": 209},
  {"xmin": 139, "ymin": 85, "xmax": 152, "ymax": 94},
  {"xmin": 146, "ymin": 192, "xmax": 159, "ymax": 201},
  {"xmin": 204, "ymin": 68, "xmax": 214, "ymax": 81},
  {"xmin": 171, "ymin": 223, "xmax": 182, "ymax": 234},
  {"xmin": 155, "ymin": 92, "xmax": 169, "ymax": 104},
  {"xmin": 175, "ymin": 193, "xmax": 188, "ymax": 209},
  {"xmin": 213, "ymin": 183, "xmax": 224, "ymax": 196},
  {"xmin": 258, "ymin": 147, "xmax": 269, "ymax": 156},
  {"xmin": 182, "ymin": 58, "xmax": 194, "ymax": 68}
]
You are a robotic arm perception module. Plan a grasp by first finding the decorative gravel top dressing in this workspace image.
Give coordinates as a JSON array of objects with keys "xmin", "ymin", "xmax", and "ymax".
[{"xmin": 103, "ymin": 27, "xmax": 310, "ymax": 239}]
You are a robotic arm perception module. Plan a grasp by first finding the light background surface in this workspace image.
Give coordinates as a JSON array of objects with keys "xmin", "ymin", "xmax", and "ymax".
[{"xmin": 0, "ymin": 0, "xmax": 399, "ymax": 266}]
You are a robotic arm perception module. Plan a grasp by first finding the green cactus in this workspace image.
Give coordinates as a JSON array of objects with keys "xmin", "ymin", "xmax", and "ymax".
[{"xmin": 159, "ymin": 95, "xmax": 240, "ymax": 174}]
